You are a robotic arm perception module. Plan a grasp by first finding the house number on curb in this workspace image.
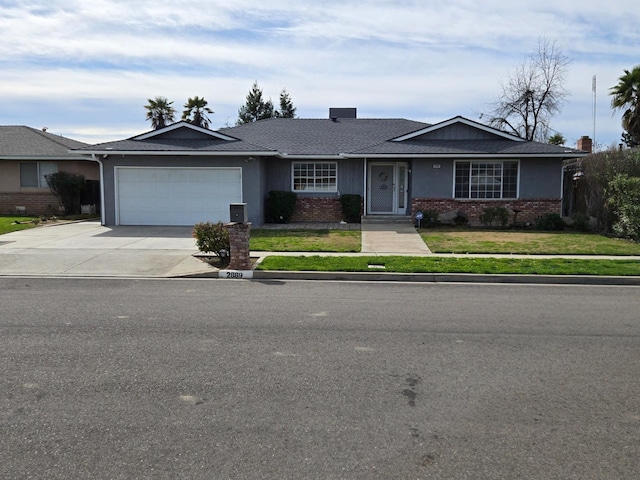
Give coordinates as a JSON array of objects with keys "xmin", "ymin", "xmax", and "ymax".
[{"xmin": 219, "ymin": 270, "xmax": 254, "ymax": 279}]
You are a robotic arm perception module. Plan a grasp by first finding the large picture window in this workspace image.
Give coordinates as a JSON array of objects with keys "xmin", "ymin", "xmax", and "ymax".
[
  {"xmin": 454, "ymin": 161, "xmax": 518, "ymax": 199},
  {"xmin": 20, "ymin": 161, "xmax": 58, "ymax": 188},
  {"xmin": 292, "ymin": 162, "xmax": 337, "ymax": 192}
]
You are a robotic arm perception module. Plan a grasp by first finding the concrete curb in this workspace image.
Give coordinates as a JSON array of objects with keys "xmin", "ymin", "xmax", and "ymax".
[{"xmin": 181, "ymin": 269, "xmax": 640, "ymax": 286}]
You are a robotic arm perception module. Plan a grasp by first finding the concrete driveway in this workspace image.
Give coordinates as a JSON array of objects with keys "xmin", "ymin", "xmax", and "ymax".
[{"xmin": 0, "ymin": 221, "xmax": 213, "ymax": 277}]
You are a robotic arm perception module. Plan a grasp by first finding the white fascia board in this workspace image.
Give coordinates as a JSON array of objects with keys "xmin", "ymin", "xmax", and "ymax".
[
  {"xmin": 76, "ymin": 150, "xmax": 279, "ymax": 156},
  {"xmin": 0, "ymin": 155, "xmax": 89, "ymax": 160},
  {"xmin": 283, "ymin": 154, "xmax": 344, "ymax": 160},
  {"xmin": 391, "ymin": 116, "xmax": 525, "ymax": 142},
  {"xmin": 342, "ymin": 152, "xmax": 587, "ymax": 159},
  {"xmin": 133, "ymin": 122, "xmax": 238, "ymax": 141}
]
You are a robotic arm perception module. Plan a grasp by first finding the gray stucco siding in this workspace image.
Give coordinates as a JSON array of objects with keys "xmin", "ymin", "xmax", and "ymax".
[{"xmin": 101, "ymin": 155, "xmax": 263, "ymax": 225}]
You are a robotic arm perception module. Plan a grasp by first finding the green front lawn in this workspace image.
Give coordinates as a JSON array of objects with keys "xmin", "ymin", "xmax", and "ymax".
[
  {"xmin": 0, "ymin": 216, "xmax": 38, "ymax": 235},
  {"xmin": 250, "ymin": 229, "xmax": 361, "ymax": 252},
  {"xmin": 256, "ymin": 255, "xmax": 640, "ymax": 276},
  {"xmin": 420, "ymin": 228, "xmax": 640, "ymax": 255}
]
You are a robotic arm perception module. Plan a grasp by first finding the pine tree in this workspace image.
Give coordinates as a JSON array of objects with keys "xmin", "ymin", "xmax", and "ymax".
[
  {"xmin": 275, "ymin": 89, "xmax": 297, "ymax": 118},
  {"xmin": 237, "ymin": 82, "xmax": 275, "ymax": 125}
]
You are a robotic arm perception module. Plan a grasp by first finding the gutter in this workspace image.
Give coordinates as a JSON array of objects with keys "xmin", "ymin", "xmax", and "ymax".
[
  {"xmin": 78, "ymin": 150, "xmax": 280, "ymax": 157},
  {"xmin": 341, "ymin": 153, "xmax": 588, "ymax": 159}
]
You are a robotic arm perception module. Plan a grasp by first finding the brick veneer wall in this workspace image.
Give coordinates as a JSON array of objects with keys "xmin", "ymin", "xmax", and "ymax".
[
  {"xmin": 411, "ymin": 198, "xmax": 562, "ymax": 226},
  {"xmin": 226, "ymin": 222, "xmax": 252, "ymax": 270},
  {"xmin": 0, "ymin": 192, "xmax": 63, "ymax": 216},
  {"xmin": 289, "ymin": 197, "xmax": 344, "ymax": 222}
]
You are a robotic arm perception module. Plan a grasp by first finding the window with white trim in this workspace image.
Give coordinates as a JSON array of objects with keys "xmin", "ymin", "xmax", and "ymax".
[
  {"xmin": 454, "ymin": 161, "xmax": 518, "ymax": 199},
  {"xmin": 20, "ymin": 161, "xmax": 58, "ymax": 188},
  {"xmin": 292, "ymin": 162, "xmax": 337, "ymax": 192}
]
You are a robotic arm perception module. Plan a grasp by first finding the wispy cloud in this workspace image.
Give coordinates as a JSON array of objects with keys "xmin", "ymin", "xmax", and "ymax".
[{"xmin": 1, "ymin": 0, "xmax": 638, "ymax": 146}]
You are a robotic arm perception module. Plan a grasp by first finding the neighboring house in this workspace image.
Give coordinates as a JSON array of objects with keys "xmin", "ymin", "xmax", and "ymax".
[
  {"xmin": 75, "ymin": 109, "xmax": 588, "ymax": 226},
  {"xmin": 0, "ymin": 126, "xmax": 100, "ymax": 216}
]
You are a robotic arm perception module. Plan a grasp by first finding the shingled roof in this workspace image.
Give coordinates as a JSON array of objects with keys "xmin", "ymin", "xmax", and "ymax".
[
  {"xmin": 75, "ymin": 116, "xmax": 586, "ymax": 159},
  {"xmin": 218, "ymin": 118, "xmax": 430, "ymax": 155},
  {"xmin": 0, "ymin": 126, "xmax": 87, "ymax": 158},
  {"xmin": 350, "ymin": 139, "xmax": 585, "ymax": 157}
]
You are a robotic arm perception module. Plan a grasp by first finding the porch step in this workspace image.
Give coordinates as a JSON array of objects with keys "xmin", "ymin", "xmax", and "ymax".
[{"xmin": 361, "ymin": 215, "xmax": 413, "ymax": 225}]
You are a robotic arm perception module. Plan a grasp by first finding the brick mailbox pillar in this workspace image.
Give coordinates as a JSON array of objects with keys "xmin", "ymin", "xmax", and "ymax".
[{"xmin": 226, "ymin": 222, "xmax": 252, "ymax": 270}]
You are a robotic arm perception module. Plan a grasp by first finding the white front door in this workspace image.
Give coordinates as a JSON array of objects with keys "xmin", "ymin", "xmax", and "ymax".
[{"xmin": 367, "ymin": 162, "xmax": 408, "ymax": 214}]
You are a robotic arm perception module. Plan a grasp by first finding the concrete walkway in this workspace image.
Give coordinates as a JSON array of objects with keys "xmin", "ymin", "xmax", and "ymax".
[{"xmin": 361, "ymin": 223, "xmax": 431, "ymax": 254}]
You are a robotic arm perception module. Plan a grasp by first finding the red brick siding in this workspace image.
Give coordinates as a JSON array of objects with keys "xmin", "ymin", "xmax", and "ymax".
[
  {"xmin": 226, "ymin": 222, "xmax": 252, "ymax": 270},
  {"xmin": 0, "ymin": 192, "xmax": 63, "ymax": 216},
  {"xmin": 411, "ymin": 198, "xmax": 562, "ymax": 226},
  {"xmin": 290, "ymin": 197, "xmax": 344, "ymax": 222}
]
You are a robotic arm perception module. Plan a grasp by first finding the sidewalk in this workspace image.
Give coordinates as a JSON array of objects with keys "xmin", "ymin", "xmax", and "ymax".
[{"xmin": 0, "ymin": 221, "xmax": 638, "ymax": 284}]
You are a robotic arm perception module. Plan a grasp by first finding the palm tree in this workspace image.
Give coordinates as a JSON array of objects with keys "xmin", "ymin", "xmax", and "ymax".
[
  {"xmin": 610, "ymin": 66, "xmax": 640, "ymax": 146},
  {"xmin": 181, "ymin": 96, "xmax": 214, "ymax": 129},
  {"xmin": 144, "ymin": 96, "xmax": 176, "ymax": 129}
]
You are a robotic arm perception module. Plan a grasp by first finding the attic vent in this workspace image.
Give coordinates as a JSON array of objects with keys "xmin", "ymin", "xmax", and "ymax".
[{"xmin": 329, "ymin": 107, "xmax": 357, "ymax": 119}]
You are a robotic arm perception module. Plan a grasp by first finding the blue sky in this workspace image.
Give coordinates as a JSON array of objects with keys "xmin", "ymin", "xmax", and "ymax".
[{"xmin": 1, "ymin": 0, "xmax": 639, "ymax": 148}]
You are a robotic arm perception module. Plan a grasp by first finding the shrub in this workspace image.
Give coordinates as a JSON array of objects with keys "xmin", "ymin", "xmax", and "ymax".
[
  {"xmin": 479, "ymin": 206, "xmax": 509, "ymax": 227},
  {"xmin": 193, "ymin": 221, "xmax": 231, "ymax": 261},
  {"xmin": 339, "ymin": 194, "xmax": 362, "ymax": 223},
  {"xmin": 607, "ymin": 174, "xmax": 640, "ymax": 241},
  {"xmin": 579, "ymin": 147, "xmax": 640, "ymax": 232},
  {"xmin": 452, "ymin": 212, "xmax": 469, "ymax": 226},
  {"xmin": 570, "ymin": 213, "xmax": 591, "ymax": 232},
  {"xmin": 416, "ymin": 209, "xmax": 440, "ymax": 227},
  {"xmin": 536, "ymin": 213, "xmax": 565, "ymax": 231},
  {"xmin": 265, "ymin": 191, "xmax": 297, "ymax": 223},
  {"xmin": 45, "ymin": 171, "xmax": 86, "ymax": 215}
]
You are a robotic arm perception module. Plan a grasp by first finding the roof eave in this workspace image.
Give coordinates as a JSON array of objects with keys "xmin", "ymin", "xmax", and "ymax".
[
  {"xmin": 0, "ymin": 155, "xmax": 90, "ymax": 160},
  {"xmin": 281, "ymin": 154, "xmax": 345, "ymax": 160},
  {"xmin": 73, "ymin": 150, "xmax": 279, "ymax": 156},
  {"xmin": 342, "ymin": 152, "xmax": 588, "ymax": 159}
]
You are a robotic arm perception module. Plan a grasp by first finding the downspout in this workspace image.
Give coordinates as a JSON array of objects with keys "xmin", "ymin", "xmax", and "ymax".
[
  {"xmin": 91, "ymin": 154, "xmax": 106, "ymax": 225},
  {"xmin": 363, "ymin": 157, "xmax": 368, "ymax": 217},
  {"xmin": 561, "ymin": 162, "xmax": 566, "ymax": 216}
]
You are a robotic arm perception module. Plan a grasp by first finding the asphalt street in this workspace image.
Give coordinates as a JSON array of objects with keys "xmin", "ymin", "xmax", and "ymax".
[{"xmin": 1, "ymin": 278, "xmax": 639, "ymax": 479}]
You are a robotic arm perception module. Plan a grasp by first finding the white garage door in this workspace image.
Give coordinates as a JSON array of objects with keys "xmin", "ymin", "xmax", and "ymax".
[{"xmin": 116, "ymin": 167, "xmax": 242, "ymax": 226}]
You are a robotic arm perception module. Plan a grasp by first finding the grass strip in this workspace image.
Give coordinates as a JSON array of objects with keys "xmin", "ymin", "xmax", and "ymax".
[
  {"xmin": 250, "ymin": 229, "xmax": 361, "ymax": 252},
  {"xmin": 0, "ymin": 216, "xmax": 38, "ymax": 235},
  {"xmin": 257, "ymin": 256, "xmax": 640, "ymax": 276},
  {"xmin": 420, "ymin": 229, "xmax": 640, "ymax": 255}
]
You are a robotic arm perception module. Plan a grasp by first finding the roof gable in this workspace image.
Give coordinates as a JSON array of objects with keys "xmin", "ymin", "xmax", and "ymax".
[
  {"xmin": 134, "ymin": 121, "xmax": 237, "ymax": 141},
  {"xmin": 392, "ymin": 116, "xmax": 524, "ymax": 142}
]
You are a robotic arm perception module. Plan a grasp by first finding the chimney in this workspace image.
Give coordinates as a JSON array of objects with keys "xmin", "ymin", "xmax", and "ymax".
[
  {"xmin": 329, "ymin": 107, "xmax": 357, "ymax": 120},
  {"xmin": 577, "ymin": 136, "xmax": 592, "ymax": 153}
]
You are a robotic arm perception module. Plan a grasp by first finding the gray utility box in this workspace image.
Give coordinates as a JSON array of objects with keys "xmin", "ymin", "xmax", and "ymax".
[{"xmin": 230, "ymin": 203, "xmax": 248, "ymax": 223}]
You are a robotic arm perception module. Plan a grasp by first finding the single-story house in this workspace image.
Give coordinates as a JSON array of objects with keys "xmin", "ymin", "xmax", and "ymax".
[
  {"xmin": 0, "ymin": 126, "xmax": 100, "ymax": 216},
  {"xmin": 75, "ymin": 108, "xmax": 588, "ymax": 226}
]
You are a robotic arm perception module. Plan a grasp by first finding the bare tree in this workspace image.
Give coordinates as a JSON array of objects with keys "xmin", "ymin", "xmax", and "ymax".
[{"xmin": 483, "ymin": 38, "xmax": 570, "ymax": 142}]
